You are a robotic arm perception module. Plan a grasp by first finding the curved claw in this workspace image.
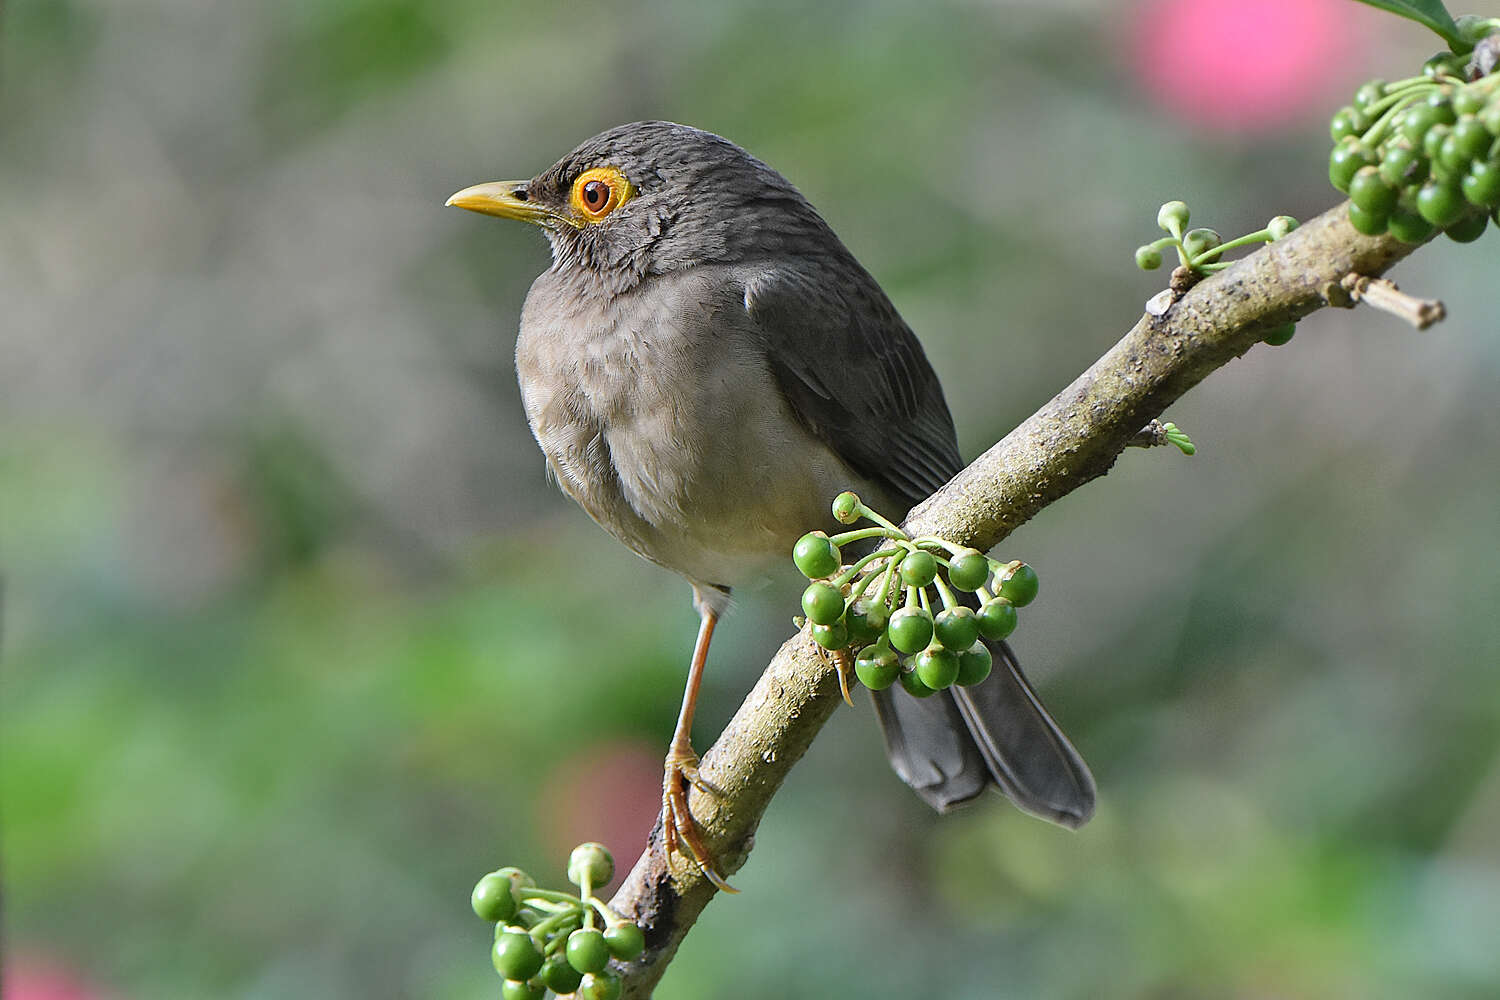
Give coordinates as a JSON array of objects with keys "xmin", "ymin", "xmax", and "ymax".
[
  {"xmin": 662, "ymin": 748, "xmax": 738, "ymax": 893},
  {"xmin": 832, "ymin": 647, "xmax": 856, "ymax": 706}
]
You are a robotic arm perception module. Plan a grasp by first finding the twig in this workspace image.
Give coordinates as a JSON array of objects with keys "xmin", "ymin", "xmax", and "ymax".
[{"xmin": 1340, "ymin": 273, "xmax": 1446, "ymax": 329}]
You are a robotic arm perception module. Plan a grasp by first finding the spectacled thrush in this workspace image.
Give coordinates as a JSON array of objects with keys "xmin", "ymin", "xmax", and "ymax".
[{"xmin": 447, "ymin": 121, "xmax": 1095, "ymax": 890}]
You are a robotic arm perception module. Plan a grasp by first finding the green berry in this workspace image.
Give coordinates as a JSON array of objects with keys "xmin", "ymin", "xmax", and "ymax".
[
  {"xmin": 566, "ymin": 928, "xmax": 610, "ymax": 975},
  {"xmin": 955, "ymin": 642, "xmax": 993, "ymax": 687},
  {"xmin": 1464, "ymin": 159, "xmax": 1500, "ymax": 207},
  {"xmin": 854, "ymin": 645, "xmax": 901, "ymax": 690},
  {"xmin": 1379, "ymin": 144, "xmax": 1426, "ymax": 188},
  {"xmin": 899, "ymin": 549, "xmax": 938, "ymax": 588},
  {"xmin": 831, "ymin": 491, "xmax": 861, "ymax": 524},
  {"xmin": 1398, "ymin": 104, "xmax": 1439, "ymax": 145},
  {"xmin": 604, "ymin": 922, "xmax": 646, "ymax": 961},
  {"xmin": 1346, "ymin": 202, "xmax": 1390, "ymax": 236},
  {"xmin": 1423, "ymin": 123, "xmax": 1452, "ymax": 164},
  {"xmin": 1349, "ymin": 166, "xmax": 1398, "ymax": 215},
  {"xmin": 887, "ymin": 606, "xmax": 934, "ymax": 654},
  {"xmin": 501, "ymin": 979, "xmax": 545, "ymax": 1000},
  {"xmin": 1354, "ymin": 81, "xmax": 1385, "ymax": 113},
  {"xmin": 1157, "ymin": 200, "xmax": 1189, "ymax": 232},
  {"xmin": 1329, "ymin": 139, "xmax": 1375, "ymax": 193},
  {"xmin": 1482, "ymin": 103, "xmax": 1500, "ymax": 137},
  {"xmin": 801, "ymin": 582, "xmax": 845, "ymax": 626},
  {"xmin": 1266, "ymin": 215, "xmax": 1298, "ymax": 240},
  {"xmin": 1438, "ymin": 131, "xmax": 1475, "ymax": 175},
  {"xmin": 1417, "ymin": 180, "xmax": 1467, "ymax": 228},
  {"xmin": 811, "ymin": 620, "xmax": 850, "ymax": 651},
  {"xmin": 568, "ymin": 842, "xmax": 614, "ymax": 889},
  {"xmin": 1454, "ymin": 86, "xmax": 1486, "ymax": 118},
  {"xmin": 845, "ymin": 601, "xmax": 889, "ymax": 644},
  {"xmin": 976, "ymin": 599, "xmax": 1018, "ymax": 640},
  {"xmin": 933, "ymin": 606, "xmax": 980, "ymax": 651},
  {"xmin": 472, "ymin": 872, "xmax": 520, "ymax": 923},
  {"xmin": 946, "ymin": 549, "xmax": 991, "ymax": 592},
  {"xmin": 793, "ymin": 531, "xmax": 841, "ymax": 579},
  {"xmin": 1422, "ymin": 53, "xmax": 1454, "ymax": 78},
  {"xmin": 1182, "ymin": 227, "xmax": 1221, "ymax": 260},
  {"xmin": 1262, "ymin": 323, "xmax": 1296, "ymax": 347},
  {"xmin": 493, "ymin": 931, "xmax": 544, "ymax": 981},
  {"xmin": 997, "ymin": 563, "xmax": 1039, "ymax": 607},
  {"xmin": 577, "ymin": 970, "xmax": 623, "ymax": 1000},
  {"xmin": 1423, "ymin": 88, "xmax": 1457, "ymax": 122},
  {"xmin": 541, "ymin": 954, "xmax": 585, "ymax": 995},
  {"xmin": 898, "ymin": 667, "xmax": 937, "ymax": 699},
  {"xmin": 1387, "ymin": 206, "xmax": 1437, "ymax": 244},
  {"xmin": 1329, "ymin": 107, "xmax": 1359, "ymax": 142},
  {"xmin": 1445, "ymin": 211, "xmax": 1489, "ymax": 243},
  {"xmin": 1134, "ymin": 244, "xmax": 1163, "ymax": 270},
  {"xmin": 914, "ymin": 647, "xmax": 960, "ymax": 690}
]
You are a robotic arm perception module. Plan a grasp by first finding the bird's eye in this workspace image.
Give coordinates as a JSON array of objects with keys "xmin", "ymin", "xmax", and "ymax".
[{"xmin": 569, "ymin": 166, "xmax": 633, "ymax": 222}]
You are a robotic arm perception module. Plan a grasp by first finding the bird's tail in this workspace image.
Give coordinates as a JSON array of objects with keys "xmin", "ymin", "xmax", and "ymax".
[{"xmin": 870, "ymin": 639, "xmax": 1095, "ymax": 828}]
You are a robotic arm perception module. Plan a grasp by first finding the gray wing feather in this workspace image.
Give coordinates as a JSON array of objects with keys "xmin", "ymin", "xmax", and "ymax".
[{"xmin": 742, "ymin": 260, "xmax": 963, "ymax": 508}]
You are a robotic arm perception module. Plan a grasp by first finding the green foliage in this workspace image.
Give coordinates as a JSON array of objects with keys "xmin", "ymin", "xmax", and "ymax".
[{"xmin": 1352, "ymin": 0, "xmax": 1463, "ymax": 49}]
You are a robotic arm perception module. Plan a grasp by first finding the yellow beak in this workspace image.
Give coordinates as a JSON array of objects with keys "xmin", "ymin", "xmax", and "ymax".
[{"xmin": 445, "ymin": 180, "xmax": 564, "ymax": 226}]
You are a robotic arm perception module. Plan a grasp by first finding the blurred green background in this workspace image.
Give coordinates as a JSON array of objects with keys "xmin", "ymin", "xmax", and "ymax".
[{"xmin": 4, "ymin": 1, "xmax": 1498, "ymax": 997}]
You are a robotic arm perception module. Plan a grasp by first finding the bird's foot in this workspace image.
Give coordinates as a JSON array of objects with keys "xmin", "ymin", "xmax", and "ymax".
[{"xmin": 661, "ymin": 743, "xmax": 737, "ymax": 893}]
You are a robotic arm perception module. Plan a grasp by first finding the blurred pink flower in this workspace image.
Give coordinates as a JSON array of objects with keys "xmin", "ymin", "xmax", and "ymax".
[
  {"xmin": 1129, "ymin": 0, "xmax": 1371, "ymax": 131},
  {"xmin": 3, "ymin": 956, "xmax": 111, "ymax": 1000},
  {"xmin": 539, "ymin": 738, "xmax": 664, "ymax": 894}
]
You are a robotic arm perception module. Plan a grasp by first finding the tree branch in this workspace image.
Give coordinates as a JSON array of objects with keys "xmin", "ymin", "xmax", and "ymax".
[{"xmin": 607, "ymin": 201, "xmax": 1426, "ymax": 997}]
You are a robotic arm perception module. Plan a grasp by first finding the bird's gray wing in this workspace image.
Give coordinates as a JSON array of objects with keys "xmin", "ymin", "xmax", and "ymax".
[{"xmin": 741, "ymin": 259, "xmax": 963, "ymax": 509}]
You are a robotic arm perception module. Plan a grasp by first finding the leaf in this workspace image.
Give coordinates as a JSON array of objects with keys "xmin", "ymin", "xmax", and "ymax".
[{"xmin": 1352, "ymin": 0, "xmax": 1465, "ymax": 49}]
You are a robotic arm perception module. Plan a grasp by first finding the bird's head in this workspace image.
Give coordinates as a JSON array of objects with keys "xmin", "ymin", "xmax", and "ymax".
[{"xmin": 446, "ymin": 121, "xmax": 831, "ymax": 295}]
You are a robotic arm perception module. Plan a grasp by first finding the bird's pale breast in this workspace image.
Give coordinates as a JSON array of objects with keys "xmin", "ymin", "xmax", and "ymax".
[{"xmin": 515, "ymin": 265, "xmax": 869, "ymax": 598}]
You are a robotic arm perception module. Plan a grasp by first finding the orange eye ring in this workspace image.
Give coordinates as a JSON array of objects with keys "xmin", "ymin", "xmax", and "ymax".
[{"xmin": 569, "ymin": 166, "xmax": 633, "ymax": 222}]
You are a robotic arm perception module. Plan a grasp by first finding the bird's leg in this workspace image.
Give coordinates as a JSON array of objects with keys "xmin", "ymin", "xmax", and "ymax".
[{"xmin": 661, "ymin": 607, "xmax": 737, "ymax": 893}]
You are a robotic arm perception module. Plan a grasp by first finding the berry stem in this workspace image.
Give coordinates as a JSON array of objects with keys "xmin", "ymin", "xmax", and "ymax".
[
  {"xmin": 833, "ymin": 546, "xmax": 897, "ymax": 587},
  {"xmin": 1363, "ymin": 90, "xmax": 1428, "ymax": 147},
  {"xmin": 852, "ymin": 500, "xmax": 905, "ymax": 535},
  {"xmin": 912, "ymin": 534, "xmax": 967, "ymax": 556},
  {"xmin": 585, "ymin": 895, "xmax": 628, "ymax": 926},
  {"xmin": 518, "ymin": 888, "xmax": 587, "ymax": 906},
  {"xmin": 846, "ymin": 560, "xmax": 885, "ymax": 604},
  {"xmin": 871, "ymin": 557, "xmax": 899, "ymax": 611},
  {"xmin": 529, "ymin": 909, "xmax": 581, "ymax": 948},
  {"xmin": 933, "ymin": 572, "xmax": 959, "ymax": 611},
  {"xmin": 828, "ymin": 525, "xmax": 902, "ymax": 547},
  {"xmin": 1187, "ymin": 228, "xmax": 1271, "ymax": 266}
]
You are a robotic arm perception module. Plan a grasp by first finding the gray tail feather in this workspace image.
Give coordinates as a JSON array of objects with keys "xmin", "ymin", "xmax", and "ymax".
[{"xmin": 870, "ymin": 639, "xmax": 1095, "ymax": 828}]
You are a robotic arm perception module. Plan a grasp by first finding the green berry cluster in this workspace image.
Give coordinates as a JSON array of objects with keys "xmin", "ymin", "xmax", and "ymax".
[
  {"xmin": 472, "ymin": 843, "xmax": 645, "ymax": 1000},
  {"xmin": 1328, "ymin": 36, "xmax": 1500, "ymax": 244},
  {"xmin": 793, "ymin": 492, "xmax": 1039, "ymax": 698},
  {"xmin": 1135, "ymin": 200, "xmax": 1301, "ymax": 277}
]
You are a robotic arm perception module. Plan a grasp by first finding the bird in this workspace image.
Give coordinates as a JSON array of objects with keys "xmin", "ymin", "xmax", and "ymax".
[{"xmin": 446, "ymin": 121, "xmax": 1094, "ymax": 891}]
